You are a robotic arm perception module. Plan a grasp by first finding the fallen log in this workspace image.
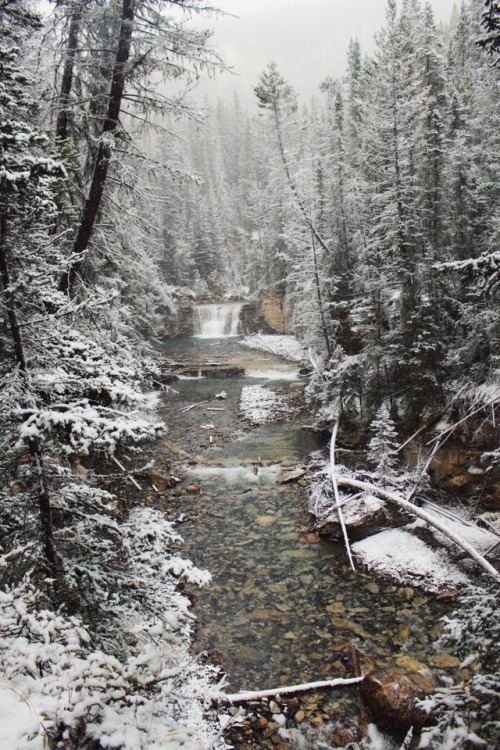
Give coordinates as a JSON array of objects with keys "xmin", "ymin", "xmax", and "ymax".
[
  {"xmin": 336, "ymin": 476, "xmax": 500, "ymax": 583},
  {"xmin": 219, "ymin": 676, "xmax": 363, "ymax": 703}
]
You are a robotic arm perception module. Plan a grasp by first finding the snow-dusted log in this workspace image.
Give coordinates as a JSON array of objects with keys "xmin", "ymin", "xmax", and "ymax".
[
  {"xmin": 336, "ymin": 476, "xmax": 500, "ymax": 583},
  {"xmin": 220, "ymin": 676, "xmax": 363, "ymax": 703}
]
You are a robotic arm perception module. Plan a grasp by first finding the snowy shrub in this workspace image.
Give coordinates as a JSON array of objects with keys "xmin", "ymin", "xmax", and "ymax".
[
  {"xmin": 0, "ymin": 509, "xmax": 227, "ymax": 750},
  {"xmin": 418, "ymin": 586, "xmax": 500, "ymax": 750},
  {"xmin": 305, "ymin": 346, "xmax": 364, "ymax": 426}
]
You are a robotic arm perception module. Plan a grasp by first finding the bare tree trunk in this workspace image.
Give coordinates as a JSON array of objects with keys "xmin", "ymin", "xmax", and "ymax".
[
  {"xmin": 56, "ymin": 2, "xmax": 83, "ymax": 142},
  {"xmin": 311, "ymin": 232, "xmax": 333, "ymax": 357}
]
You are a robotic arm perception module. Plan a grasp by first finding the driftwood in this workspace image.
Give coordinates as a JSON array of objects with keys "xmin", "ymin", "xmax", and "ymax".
[
  {"xmin": 180, "ymin": 400, "xmax": 208, "ymax": 413},
  {"xmin": 220, "ymin": 676, "xmax": 363, "ymax": 703},
  {"xmin": 336, "ymin": 476, "xmax": 500, "ymax": 583}
]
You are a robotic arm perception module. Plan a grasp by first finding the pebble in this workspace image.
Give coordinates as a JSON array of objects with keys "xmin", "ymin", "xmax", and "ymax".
[
  {"xmin": 396, "ymin": 655, "xmax": 429, "ymax": 672},
  {"xmin": 432, "ymin": 654, "xmax": 461, "ymax": 668},
  {"xmin": 255, "ymin": 515, "xmax": 277, "ymax": 526}
]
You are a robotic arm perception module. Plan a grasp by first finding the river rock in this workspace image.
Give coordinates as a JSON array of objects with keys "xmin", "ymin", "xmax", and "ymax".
[
  {"xmin": 315, "ymin": 496, "xmax": 388, "ymax": 542},
  {"xmin": 360, "ymin": 671, "xmax": 435, "ymax": 733},
  {"xmin": 395, "ymin": 655, "xmax": 429, "ymax": 672},
  {"xmin": 149, "ymin": 469, "xmax": 179, "ymax": 489},
  {"xmin": 277, "ymin": 466, "xmax": 307, "ymax": 484},
  {"xmin": 432, "ymin": 654, "xmax": 461, "ymax": 669}
]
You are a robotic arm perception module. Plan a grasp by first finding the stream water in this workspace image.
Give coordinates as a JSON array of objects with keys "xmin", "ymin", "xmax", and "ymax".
[{"xmin": 158, "ymin": 329, "xmax": 456, "ymax": 699}]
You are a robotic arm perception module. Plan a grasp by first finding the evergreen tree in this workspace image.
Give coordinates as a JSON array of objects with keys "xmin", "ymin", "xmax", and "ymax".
[{"xmin": 367, "ymin": 403, "xmax": 399, "ymax": 481}]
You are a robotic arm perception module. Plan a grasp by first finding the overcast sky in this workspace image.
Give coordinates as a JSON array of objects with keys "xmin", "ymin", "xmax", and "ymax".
[{"xmin": 194, "ymin": 0, "xmax": 458, "ymax": 110}]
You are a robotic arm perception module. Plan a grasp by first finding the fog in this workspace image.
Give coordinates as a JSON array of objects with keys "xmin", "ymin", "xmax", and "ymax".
[{"xmin": 194, "ymin": 0, "xmax": 458, "ymax": 109}]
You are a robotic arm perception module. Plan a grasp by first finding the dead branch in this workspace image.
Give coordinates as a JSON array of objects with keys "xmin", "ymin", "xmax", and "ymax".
[
  {"xmin": 110, "ymin": 455, "xmax": 141, "ymax": 491},
  {"xmin": 180, "ymin": 401, "xmax": 208, "ymax": 412},
  {"xmin": 330, "ymin": 422, "xmax": 355, "ymax": 571},
  {"xmin": 219, "ymin": 676, "xmax": 363, "ymax": 703}
]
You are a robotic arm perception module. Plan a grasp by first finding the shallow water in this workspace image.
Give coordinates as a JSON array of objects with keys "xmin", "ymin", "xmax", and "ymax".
[{"xmin": 159, "ymin": 336, "xmax": 452, "ymax": 693}]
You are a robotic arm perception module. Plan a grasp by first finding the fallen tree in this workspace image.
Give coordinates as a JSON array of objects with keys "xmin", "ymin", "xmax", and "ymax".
[{"xmin": 335, "ymin": 476, "xmax": 500, "ymax": 583}]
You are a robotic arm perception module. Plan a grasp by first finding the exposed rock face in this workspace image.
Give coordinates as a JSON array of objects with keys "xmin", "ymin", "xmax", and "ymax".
[
  {"xmin": 259, "ymin": 283, "xmax": 287, "ymax": 333},
  {"xmin": 360, "ymin": 671, "xmax": 435, "ymax": 733}
]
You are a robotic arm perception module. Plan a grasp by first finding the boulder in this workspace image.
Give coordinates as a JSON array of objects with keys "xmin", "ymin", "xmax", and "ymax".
[{"xmin": 360, "ymin": 670, "xmax": 435, "ymax": 733}]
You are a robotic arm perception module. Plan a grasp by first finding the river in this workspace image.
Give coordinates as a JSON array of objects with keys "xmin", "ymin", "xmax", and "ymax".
[{"xmin": 155, "ymin": 306, "xmax": 457, "ymax": 743}]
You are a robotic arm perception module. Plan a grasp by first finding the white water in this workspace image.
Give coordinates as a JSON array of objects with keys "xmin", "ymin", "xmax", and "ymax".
[{"xmin": 193, "ymin": 303, "xmax": 243, "ymax": 338}]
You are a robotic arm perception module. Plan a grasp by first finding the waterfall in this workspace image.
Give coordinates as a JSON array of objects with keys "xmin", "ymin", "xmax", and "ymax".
[{"xmin": 193, "ymin": 303, "xmax": 243, "ymax": 338}]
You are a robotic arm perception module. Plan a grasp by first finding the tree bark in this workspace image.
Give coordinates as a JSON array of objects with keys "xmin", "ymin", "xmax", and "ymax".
[
  {"xmin": 56, "ymin": 2, "xmax": 83, "ymax": 142},
  {"xmin": 61, "ymin": 0, "xmax": 135, "ymax": 293}
]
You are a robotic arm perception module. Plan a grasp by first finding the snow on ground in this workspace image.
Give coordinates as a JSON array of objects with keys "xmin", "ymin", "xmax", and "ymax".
[
  {"xmin": 240, "ymin": 384, "xmax": 288, "ymax": 425},
  {"xmin": 0, "ymin": 508, "xmax": 228, "ymax": 750},
  {"xmin": 352, "ymin": 528, "xmax": 470, "ymax": 592},
  {"xmin": 421, "ymin": 502, "xmax": 498, "ymax": 555},
  {"xmin": 241, "ymin": 334, "xmax": 307, "ymax": 363}
]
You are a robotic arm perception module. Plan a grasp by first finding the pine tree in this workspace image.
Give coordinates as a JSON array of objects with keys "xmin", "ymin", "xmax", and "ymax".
[{"xmin": 367, "ymin": 403, "xmax": 399, "ymax": 481}]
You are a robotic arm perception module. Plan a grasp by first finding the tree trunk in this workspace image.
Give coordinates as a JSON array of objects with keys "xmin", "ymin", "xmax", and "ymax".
[
  {"xmin": 56, "ymin": 2, "xmax": 83, "ymax": 142},
  {"xmin": 60, "ymin": 0, "xmax": 135, "ymax": 293}
]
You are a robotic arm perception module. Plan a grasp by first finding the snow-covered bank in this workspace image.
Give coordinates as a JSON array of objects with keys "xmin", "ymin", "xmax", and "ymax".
[
  {"xmin": 352, "ymin": 528, "xmax": 470, "ymax": 592},
  {"xmin": 0, "ymin": 508, "xmax": 227, "ymax": 750},
  {"xmin": 308, "ymin": 461, "xmax": 500, "ymax": 591},
  {"xmin": 241, "ymin": 334, "xmax": 307, "ymax": 364},
  {"xmin": 239, "ymin": 384, "xmax": 289, "ymax": 425}
]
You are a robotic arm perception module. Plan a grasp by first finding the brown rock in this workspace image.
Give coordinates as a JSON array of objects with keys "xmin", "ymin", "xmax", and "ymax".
[
  {"xmin": 432, "ymin": 654, "xmax": 461, "ymax": 669},
  {"xmin": 447, "ymin": 474, "xmax": 471, "ymax": 488},
  {"xmin": 410, "ymin": 673, "xmax": 436, "ymax": 692},
  {"xmin": 185, "ymin": 484, "xmax": 201, "ymax": 494},
  {"xmin": 309, "ymin": 716, "xmax": 324, "ymax": 728},
  {"xmin": 331, "ymin": 726, "xmax": 358, "ymax": 747},
  {"xmin": 151, "ymin": 469, "xmax": 178, "ymax": 490},
  {"xmin": 277, "ymin": 467, "xmax": 306, "ymax": 484},
  {"xmin": 262, "ymin": 721, "xmax": 279, "ymax": 738},
  {"xmin": 395, "ymin": 655, "xmax": 429, "ymax": 672},
  {"xmin": 300, "ymin": 533, "xmax": 321, "ymax": 543},
  {"xmin": 360, "ymin": 671, "xmax": 435, "ymax": 733}
]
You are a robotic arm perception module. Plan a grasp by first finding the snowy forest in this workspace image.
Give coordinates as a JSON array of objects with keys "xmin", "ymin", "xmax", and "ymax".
[{"xmin": 0, "ymin": 0, "xmax": 499, "ymax": 748}]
